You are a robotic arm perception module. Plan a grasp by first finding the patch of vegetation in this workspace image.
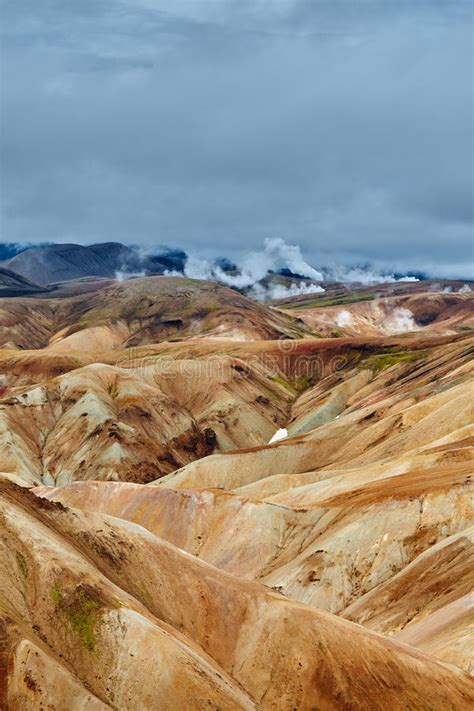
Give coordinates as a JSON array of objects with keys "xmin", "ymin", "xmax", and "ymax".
[
  {"xmin": 178, "ymin": 278, "xmax": 201, "ymax": 286},
  {"xmin": 77, "ymin": 304, "xmax": 125, "ymax": 329},
  {"xmin": 16, "ymin": 551, "xmax": 28, "ymax": 577},
  {"xmin": 360, "ymin": 350, "xmax": 426, "ymax": 374},
  {"xmin": 51, "ymin": 580, "xmax": 62, "ymax": 604},
  {"xmin": 281, "ymin": 293, "xmax": 375, "ymax": 310},
  {"xmin": 294, "ymin": 374, "xmax": 313, "ymax": 393},
  {"xmin": 51, "ymin": 581, "xmax": 105, "ymax": 652},
  {"xmin": 271, "ymin": 374, "xmax": 297, "ymax": 395}
]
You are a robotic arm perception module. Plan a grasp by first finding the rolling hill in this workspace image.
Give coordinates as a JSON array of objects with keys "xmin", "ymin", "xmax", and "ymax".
[{"xmin": 0, "ymin": 276, "xmax": 312, "ymax": 350}]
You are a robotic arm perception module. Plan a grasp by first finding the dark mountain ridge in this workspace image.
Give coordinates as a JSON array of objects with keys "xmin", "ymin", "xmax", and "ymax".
[
  {"xmin": 0, "ymin": 267, "xmax": 50, "ymax": 297},
  {"xmin": 2, "ymin": 242, "xmax": 187, "ymax": 285}
]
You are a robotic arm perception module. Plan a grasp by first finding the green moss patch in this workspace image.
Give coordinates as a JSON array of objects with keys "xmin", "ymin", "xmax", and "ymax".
[
  {"xmin": 294, "ymin": 374, "xmax": 313, "ymax": 393},
  {"xmin": 15, "ymin": 551, "xmax": 28, "ymax": 577},
  {"xmin": 280, "ymin": 293, "xmax": 375, "ymax": 310},
  {"xmin": 271, "ymin": 374, "xmax": 298, "ymax": 395},
  {"xmin": 360, "ymin": 350, "xmax": 426, "ymax": 374},
  {"xmin": 51, "ymin": 581, "xmax": 106, "ymax": 652}
]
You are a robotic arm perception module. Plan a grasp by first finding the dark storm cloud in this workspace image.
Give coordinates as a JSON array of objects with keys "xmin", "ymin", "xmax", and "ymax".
[{"xmin": 1, "ymin": 0, "xmax": 473, "ymax": 276}]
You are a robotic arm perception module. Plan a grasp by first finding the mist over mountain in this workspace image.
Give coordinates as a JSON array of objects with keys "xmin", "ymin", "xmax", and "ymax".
[
  {"xmin": 1, "ymin": 242, "xmax": 187, "ymax": 286},
  {"xmin": 4, "ymin": 237, "xmax": 471, "ymax": 305},
  {"xmin": 0, "ymin": 242, "xmax": 52, "ymax": 261}
]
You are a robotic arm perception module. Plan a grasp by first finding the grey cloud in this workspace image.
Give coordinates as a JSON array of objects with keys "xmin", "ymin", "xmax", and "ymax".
[{"xmin": 1, "ymin": 0, "xmax": 472, "ymax": 277}]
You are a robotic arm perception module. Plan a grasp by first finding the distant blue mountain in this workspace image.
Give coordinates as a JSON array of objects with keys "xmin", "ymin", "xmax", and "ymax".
[
  {"xmin": 1, "ymin": 242, "xmax": 189, "ymax": 285},
  {"xmin": 0, "ymin": 242, "xmax": 52, "ymax": 261}
]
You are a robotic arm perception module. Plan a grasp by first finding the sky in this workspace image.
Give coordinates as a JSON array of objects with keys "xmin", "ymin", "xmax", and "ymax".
[{"xmin": 1, "ymin": 0, "xmax": 473, "ymax": 277}]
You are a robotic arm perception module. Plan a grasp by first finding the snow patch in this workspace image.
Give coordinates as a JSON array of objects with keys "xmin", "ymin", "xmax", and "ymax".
[{"xmin": 268, "ymin": 428, "xmax": 288, "ymax": 443}]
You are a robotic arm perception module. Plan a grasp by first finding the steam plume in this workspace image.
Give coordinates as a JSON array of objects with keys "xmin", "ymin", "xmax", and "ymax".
[
  {"xmin": 115, "ymin": 270, "xmax": 145, "ymax": 282},
  {"xmin": 335, "ymin": 310, "xmax": 353, "ymax": 327},
  {"xmin": 250, "ymin": 281, "xmax": 325, "ymax": 302},
  {"xmin": 326, "ymin": 266, "xmax": 419, "ymax": 285},
  {"xmin": 382, "ymin": 307, "xmax": 419, "ymax": 334},
  {"xmin": 184, "ymin": 238, "xmax": 323, "ymax": 288}
]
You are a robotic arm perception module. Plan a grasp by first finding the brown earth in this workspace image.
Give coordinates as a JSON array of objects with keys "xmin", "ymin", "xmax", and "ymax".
[
  {"xmin": 274, "ymin": 280, "xmax": 474, "ymax": 337},
  {"xmin": 0, "ymin": 276, "xmax": 312, "ymax": 350},
  {"xmin": 2, "ymin": 480, "xmax": 473, "ymax": 710},
  {"xmin": 0, "ymin": 276, "xmax": 473, "ymax": 707}
]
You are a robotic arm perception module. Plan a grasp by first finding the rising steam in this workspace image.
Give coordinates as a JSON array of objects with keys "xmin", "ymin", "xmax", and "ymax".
[
  {"xmin": 326, "ymin": 266, "xmax": 419, "ymax": 286},
  {"xmin": 115, "ymin": 270, "xmax": 146, "ymax": 282},
  {"xmin": 181, "ymin": 238, "xmax": 326, "ymax": 300},
  {"xmin": 431, "ymin": 283, "xmax": 472, "ymax": 294},
  {"xmin": 184, "ymin": 238, "xmax": 323, "ymax": 287},
  {"xmin": 177, "ymin": 239, "xmax": 425, "ymax": 301},
  {"xmin": 382, "ymin": 307, "xmax": 419, "ymax": 334},
  {"xmin": 335, "ymin": 310, "xmax": 354, "ymax": 327},
  {"xmin": 113, "ymin": 238, "xmax": 435, "ymax": 302},
  {"xmin": 250, "ymin": 281, "xmax": 325, "ymax": 302}
]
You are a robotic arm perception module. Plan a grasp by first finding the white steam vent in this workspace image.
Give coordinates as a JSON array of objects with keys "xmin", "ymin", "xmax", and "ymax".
[
  {"xmin": 251, "ymin": 281, "xmax": 324, "ymax": 302},
  {"xmin": 335, "ymin": 310, "xmax": 353, "ymax": 327},
  {"xmin": 184, "ymin": 238, "xmax": 323, "ymax": 288},
  {"xmin": 115, "ymin": 270, "xmax": 145, "ymax": 282},
  {"xmin": 382, "ymin": 307, "xmax": 419, "ymax": 334}
]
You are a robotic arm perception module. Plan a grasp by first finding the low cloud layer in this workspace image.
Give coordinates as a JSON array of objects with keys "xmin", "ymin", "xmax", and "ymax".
[
  {"xmin": 1, "ymin": 1, "xmax": 472, "ymax": 277},
  {"xmin": 177, "ymin": 238, "xmax": 423, "ymax": 300}
]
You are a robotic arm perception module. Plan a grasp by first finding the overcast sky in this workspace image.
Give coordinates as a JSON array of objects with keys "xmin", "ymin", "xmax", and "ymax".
[{"xmin": 1, "ymin": 1, "xmax": 473, "ymax": 276}]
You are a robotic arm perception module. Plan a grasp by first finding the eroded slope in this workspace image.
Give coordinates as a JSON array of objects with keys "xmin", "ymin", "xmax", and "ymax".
[
  {"xmin": 2, "ymin": 482, "xmax": 472, "ymax": 710},
  {"xmin": 38, "ymin": 335, "xmax": 474, "ymax": 673}
]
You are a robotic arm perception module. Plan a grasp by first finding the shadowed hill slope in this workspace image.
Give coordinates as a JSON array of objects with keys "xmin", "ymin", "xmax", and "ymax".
[
  {"xmin": 0, "ymin": 355, "xmax": 293, "ymax": 485},
  {"xmin": 0, "ymin": 268, "xmax": 49, "ymax": 298}
]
